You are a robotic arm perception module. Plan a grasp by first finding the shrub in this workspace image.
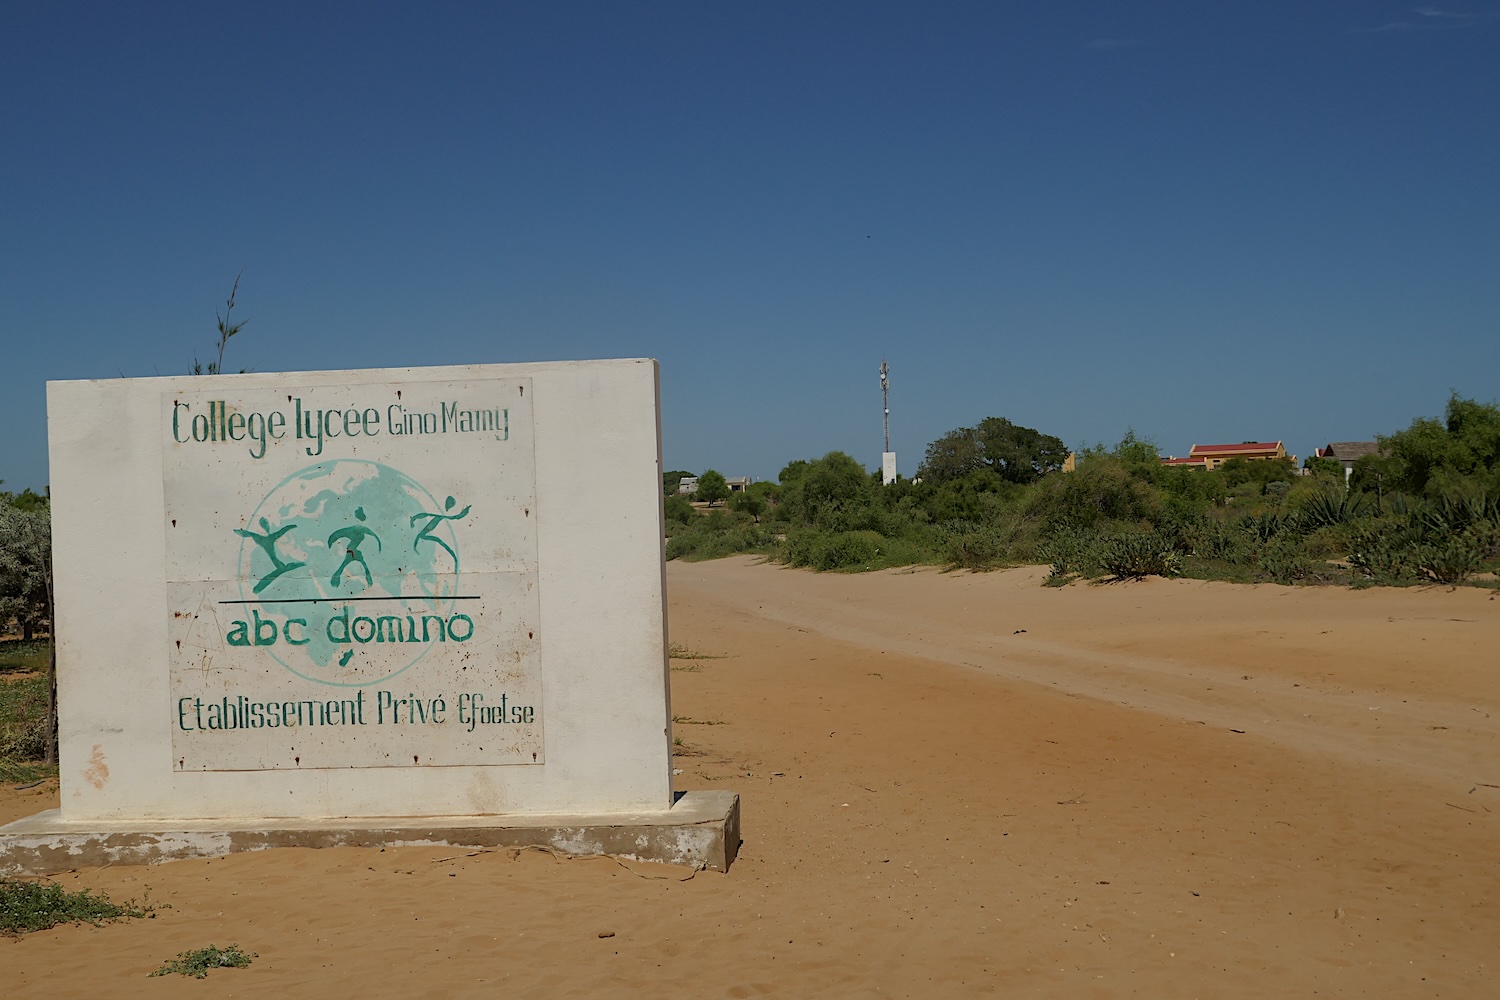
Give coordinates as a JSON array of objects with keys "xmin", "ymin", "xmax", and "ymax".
[
  {"xmin": 1348, "ymin": 521, "xmax": 1416, "ymax": 585},
  {"xmin": 1241, "ymin": 511, "xmax": 1294, "ymax": 544},
  {"xmin": 1023, "ymin": 460, "xmax": 1161, "ymax": 533},
  {"xmin": 1412, "ymin": 523, "xmax": 1499, "ymax": 585},
  {"xmin": 727, "ymin": 491, "xmax": 765, "ymax": 521},
  {"xmin": 1300, "ymin": 523, "xmax": 1352, "ymax": 560},
  {"xmin": 151, "ymin": 944, "xmax": 255, "ymax": 978},
  {"xmin": 664, "ymin": 511, "xmax": 775, "ymax": 561},
  {"xmin": 779, "ymin": 452, "xmax": 874, "ymax": 530},
  {"xmin": 0, "ymin": 673, "xmax": 48, "ymax": 764},
  {"xmin": 1194, "ymin": 520, "xmax": 1251, "ymax": 564},
  {"xmin": 1296, "ymin": 488, "xmax": 1369, "ymax": 530},
  {"xmin": 663, "ymin": 494, "xmax": 696, "ymax": 526},
  {"xmin": 782, "ymin": 529, "xmax": 882, "ymax": 571},
  {"xmin": 940, "ymin": 518, "xmax": 1019, "ymax": 570},
  {"xmin": 1037, "ymin": 529, "xmax": 1100, "ymax": 580},
  {"xmin": 1259, "ymin": 536, "xmax": 1317, "ymax": 585},
  {"xmin": 1096, "ymin": 531, "xmax": 1183, "ymax": 580},
  {"xmin": 0, "ymin": 879, "xmax": 150, "ymax": 935}
]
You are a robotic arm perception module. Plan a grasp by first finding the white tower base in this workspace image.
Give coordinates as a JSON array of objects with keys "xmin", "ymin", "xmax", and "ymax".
[{"xmin": 881, "ymin": 452, "xmax": 897, "ymax": 485}]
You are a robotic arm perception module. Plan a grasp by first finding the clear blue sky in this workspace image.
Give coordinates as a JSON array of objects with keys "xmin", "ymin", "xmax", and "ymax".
[{"xmin": 3, "ymin": 2, "xmax": 1497, "ymax": 493}]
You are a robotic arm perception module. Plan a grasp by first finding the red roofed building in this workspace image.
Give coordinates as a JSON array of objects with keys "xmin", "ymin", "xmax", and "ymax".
[
  {"xmin": 1158, "ymin": 441, "xmax": 1291, "ymax": 469},
  {"xmin": 1190, "ymin": 441, "xmax": 1288, "ymax": 470}
]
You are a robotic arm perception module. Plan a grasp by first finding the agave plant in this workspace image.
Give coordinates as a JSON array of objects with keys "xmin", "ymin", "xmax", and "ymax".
[{"xmin": 1299, "ymin": 489, "xmax": 1370, "ymax": 530}]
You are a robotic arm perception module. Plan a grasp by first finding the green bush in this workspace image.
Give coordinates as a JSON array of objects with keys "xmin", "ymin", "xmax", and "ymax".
[
  {"xmin": 1194, "ymin": 520, "xmax": 1251, "ymax": 564},
  {"xmin": 1218, "ymin": 456, "xmax": 1296, "ymax": 489},
  {"xmin": 0, "ymin": 673, "xmax": 48, "ymax": 764},
  {"xmin": 1296, "ymin": 488, "xmax": 1369, "ymax": 530},
  {"xmin": 1348, "ymin": 520, "xmax": 1417, "ymax": 585},
  {"xmin": 1300, "ymin": 523, "xmax": 1352, "ymax": 560},
  {"xmin": 940, "ymin": 517, "xmax": 1022, "ymax": 570},
  {"xmin": 783, "ymin": 530, "xmax": 881, "ymax": 570},
  {"xmin": 909, "ymin": 470, "xmax": 1017, "ymax": 523},
  {"xmin": 1037, "ymin": 529, "xmax": 1100, "ymax": 581},
  {"xmin": 727, "ymin": 491, "xmax": 765, "ymax": 521},
  {"xmin": 1412, "ymin": 523, "xmax": 1499, "ymax": 585},
  {"xmin": 1258, "ymin": 535, "xmax": 1317, "ymax": 585},
  {"xmin": 1, "ymin": 879, "xmax": 150, "ymax": 935},
  {"xmin": 663, "ymin": 494, "xmax": 697, "ymax": 525},
  {"xmin": 664, "ymin": 510, "xmax": 776, "ymax": 561},
  {"xmin": 1345, "ymin": 495, "xmax": 1499, "ymax": 586},
  {"xmin": 779, "ymin": 529, "xmax": 936, "ymax": 572},
  {"xmin": 1241, "ymin": 511, "xmax": 1294, "ymax": 544},
  {"xmin": 1096, "ymin": 531, "xmax": 1183, "ymax": 580},
  {"xmin": 1022, "ymin": 460, "xmax": 1161, "ymax": 533},
  {"xmin": 151, "ymin": 944, "xmax": 254, "ymax": 978},
  {"xmin": 778, "ymin": 452, "xmax": 874, "ymax": 530}
]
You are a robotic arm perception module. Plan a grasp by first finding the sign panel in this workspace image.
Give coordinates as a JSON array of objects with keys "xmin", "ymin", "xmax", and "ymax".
[{"xmin": 162, "ymin": 378, "xmax": 542, "ymax": 770}]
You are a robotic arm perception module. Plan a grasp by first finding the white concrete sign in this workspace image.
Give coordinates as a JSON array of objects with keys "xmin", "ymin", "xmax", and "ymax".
[
  {"xmin": 48, "ymin": 360, "xmax": 672, "ymax": 823},
  {"xmin": 163, "ymin": 378, "xmax": 541, "ymax": 770}
]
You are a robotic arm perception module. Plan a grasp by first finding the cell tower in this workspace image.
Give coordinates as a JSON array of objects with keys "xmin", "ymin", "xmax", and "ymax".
[{"xmin": 879, "ymin": 359, "xmax": 896, "ymax": 485}]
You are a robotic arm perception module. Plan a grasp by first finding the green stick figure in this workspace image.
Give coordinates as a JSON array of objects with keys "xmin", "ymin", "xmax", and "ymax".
[
  {"xmin": 410, "ymin": 496, "xmax": 471, "ymax": 566},
  {"xmin": 328, "ymin": 507, "xmax": 382, "ymax": 588},
  {"xmin": 234, "ymin": 518, "xmax": 307, "ymax": 594}
]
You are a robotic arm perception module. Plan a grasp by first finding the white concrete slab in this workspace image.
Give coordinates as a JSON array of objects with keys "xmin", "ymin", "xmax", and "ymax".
[{"xmin": 0, "ymin": 790, "xmax": 741, "ymax": 874}]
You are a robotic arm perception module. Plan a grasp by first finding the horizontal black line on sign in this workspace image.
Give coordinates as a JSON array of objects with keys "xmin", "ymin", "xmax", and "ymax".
[{"xmin": 218, "ymin": 596, "xmax": 483, "ymax": 605}]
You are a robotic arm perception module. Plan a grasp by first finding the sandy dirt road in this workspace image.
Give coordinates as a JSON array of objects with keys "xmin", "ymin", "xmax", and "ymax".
[{"xmin": 3, "ymin": 556, "xmax": 1497, "ymax": 997}]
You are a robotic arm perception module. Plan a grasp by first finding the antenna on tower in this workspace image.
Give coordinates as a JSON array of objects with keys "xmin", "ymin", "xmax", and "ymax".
[
  {"xmin": 880, "ymin": 359, "xmax": 890, "ymax": 452},
  {"xmin": 879, "ymin": 359, "xmax": 896, "ymax": 485}
]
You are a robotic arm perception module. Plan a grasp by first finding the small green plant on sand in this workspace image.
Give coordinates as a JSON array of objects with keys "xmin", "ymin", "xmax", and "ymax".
[
  {"xmin": 151, "ymin": 944, "xmax": 255, "ymax": 979},
  {"xmin": 0, "ymin": 878, "xmax": 151, "ymax": 936},
  {"xmin": 667, "ymin": 643, "xmax": 724, "ymax": 660}
]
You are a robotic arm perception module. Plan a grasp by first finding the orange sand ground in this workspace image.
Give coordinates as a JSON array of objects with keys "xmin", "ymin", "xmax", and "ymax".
[{"xmin": 3, "ymin": 556, "xmax": 1498, "ymax": 998}]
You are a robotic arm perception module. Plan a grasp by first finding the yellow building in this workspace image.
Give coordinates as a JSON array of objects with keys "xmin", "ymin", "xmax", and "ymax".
[{"xmin": 1187, "ymin": 441, "xmax": 1289, "ymax": 470}]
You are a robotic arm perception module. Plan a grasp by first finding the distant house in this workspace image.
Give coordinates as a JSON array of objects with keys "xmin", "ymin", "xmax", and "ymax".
[
  {"xmin": 1315, "ymin": 442, "xmax": 1379, "ymax": 481},
  {"xmin": 679, "ymin": 475, "xmax": 751, "ymax": 496},
  {"xmin": 1197, "ymin": 441, "xmax": 1290, "ymax": 470},
  {"xmin": 1158, "ymin": 441, "xmax": 1292, "ymax": 470}
]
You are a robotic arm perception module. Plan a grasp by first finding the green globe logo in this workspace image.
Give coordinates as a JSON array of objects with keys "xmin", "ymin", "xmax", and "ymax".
[{"xmin": 230, "ymin": 460, "xmax": 473, "ymax": 687}]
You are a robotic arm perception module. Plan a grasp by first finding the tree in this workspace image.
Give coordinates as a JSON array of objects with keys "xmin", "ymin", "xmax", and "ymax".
[
  {"xmin": 0, "ymin": 503, "xmax": 50, "ymax": 642},
  {"xmin": 1112, "ymin": 429, "xmax": 1160, "ymax": 468},
  {"xmin": 0, "ymin": 486, "xmax": 48, "ymax": 512},
  {"xmin": 696, "ymin": 469, "xmax": 729, "ymax": 506},
  {"xmin": 776, "ymin": 451, "xmax": 875, "ymax": 530},
  {"xmin": 918, "ymin": 425, "xmax": 985, "ymax": 482},
  {"xmin": 1216, "ymin": 456, "xmax": 1294, "ymax": 489},
  {"xmin": 746, "ymin": 480, "xmax": 780, "ymax": 504},
  {"xmin": 1303, "ymin": 455, "xmax": 1343, "ymax": 479},
  {"xmin": 728, "ymin": 490, "xmax": 765, "ymax": 522},
  {"xmin": 0, "ymin": 501, "xmax": 56, "ymax": 762},
  {"xmin": 918, "ymin": 417, "xmax": 1068, "ymax": 485},
  {"xmin": 1379, "ymin": 393, "xmax": 1500, "ymax": 499}
]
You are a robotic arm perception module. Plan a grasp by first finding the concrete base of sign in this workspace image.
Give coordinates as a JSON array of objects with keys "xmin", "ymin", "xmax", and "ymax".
[{"xmin": 0, "ymin": 790, "xmax": 739, "ymax": 877}]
